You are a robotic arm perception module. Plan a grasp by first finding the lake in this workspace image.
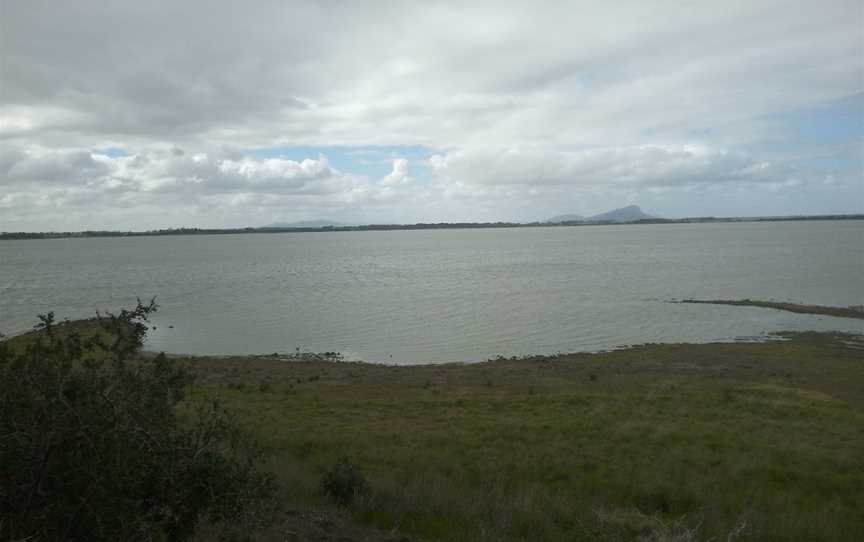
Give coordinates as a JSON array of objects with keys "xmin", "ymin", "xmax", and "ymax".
[{"xmin": 1, "ymin": 221, "xmax": 862, "ymax": 363}]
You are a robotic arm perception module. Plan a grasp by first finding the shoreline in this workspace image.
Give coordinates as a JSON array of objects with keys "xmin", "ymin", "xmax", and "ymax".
[
  {"xmin": 10, "ymin": 298, "xmax": 864, "ymax": 367},
  {"xmin": 2, "ymin": 214, "xmax": 862, "ymax": 241},
  {"xmin": 141, "ymin": 332, "xmax": 790, "ymax": 367}
]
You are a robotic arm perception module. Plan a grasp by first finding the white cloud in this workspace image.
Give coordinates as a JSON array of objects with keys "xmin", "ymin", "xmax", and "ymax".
[
  {"xmin": 381, "ymin": 159, "xmax": 411, "ymax": 186},
  {"xmin": 0, "ymin": 145, "xmax": 434, "ymax": 229},
  {"xmin": 0, "ymin": 0, "xmax": 861, "ymax": 229}
]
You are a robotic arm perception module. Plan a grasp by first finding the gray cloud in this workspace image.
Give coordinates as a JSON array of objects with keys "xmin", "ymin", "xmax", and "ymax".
[{"xmin": 3, "ymin": 148, "xmax": 109, "ymax": 184}]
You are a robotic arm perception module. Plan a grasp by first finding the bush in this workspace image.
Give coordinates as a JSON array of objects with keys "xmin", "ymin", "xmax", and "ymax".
[
  {"xmin": 320, "ymin": 458, "xmax": 367, "ymax": 506},
  {"xmin": 0, "ymin": 300, "xmax": 276, "ymax": 541}
]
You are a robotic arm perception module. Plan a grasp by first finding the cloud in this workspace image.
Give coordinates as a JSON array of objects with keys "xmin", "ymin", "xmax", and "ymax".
[
  {"xmin": 0, "ymin": 145, "xmax": 431, "ymax": 229},
  {"xmin": 381, "ymin": 159, "xmax": 411, "ymax": 186},
  {"xmin": 3, "ymin": 1, "xmax": 859, "ymax": 148},
  {"xmin": 2, "ymin": 146, "xmax": 359, "ymax": 194},
  {"xmin": 428, "ymin": 145, "xmax": 786, "ymax": 189},
  {"xmin": 3, "ymin": 148, "xmax": 110, "ymax": 185},
  {"xmin": 0, "ymin": 0, "xmax": 861, "ymax": 229}
]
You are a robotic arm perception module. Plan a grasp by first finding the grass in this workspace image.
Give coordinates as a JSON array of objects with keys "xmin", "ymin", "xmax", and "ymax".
[
  {"xmin": 678, "ymin": 299, "xmax": 864, "ymax": 319},
  {"xmin": 180, "ymin": 331, "xmax": 864, "ymax": 541},
  {"xmin": 4, "ymin": 317, "xmax": 863, "ymax": 540}
]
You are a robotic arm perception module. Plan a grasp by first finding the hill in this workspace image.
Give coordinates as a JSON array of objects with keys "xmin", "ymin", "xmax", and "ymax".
[
  {"xmin": 544, "ymin": 213, "xmax": 585, "ymax": 223},
  {"xmin": 587, "ymin": 205, "xmax": 655, "ymax": 222},
  {"xmin": 545, "ymin": 205, "xmax": 657, "ymax": 223}
]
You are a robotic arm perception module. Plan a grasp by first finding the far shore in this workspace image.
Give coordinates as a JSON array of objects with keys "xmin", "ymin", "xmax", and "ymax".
[{"xmin": 2, "ymin": 213, "xmax": 862, "ymax": 241}]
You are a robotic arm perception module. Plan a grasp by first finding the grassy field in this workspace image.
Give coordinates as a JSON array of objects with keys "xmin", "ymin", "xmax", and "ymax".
[{"xmin": 177, "ymin": 331, "xmax": 864, "ymax": 541}]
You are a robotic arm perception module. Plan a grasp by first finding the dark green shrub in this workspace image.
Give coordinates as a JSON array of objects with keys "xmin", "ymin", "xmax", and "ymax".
[
  {"xmin": 320, "ymin": 458, "xmax": 367, "ymax": 506},
  {"xmin": 0, "ymin": 300, "xmax": 276, "ymax": 541}
]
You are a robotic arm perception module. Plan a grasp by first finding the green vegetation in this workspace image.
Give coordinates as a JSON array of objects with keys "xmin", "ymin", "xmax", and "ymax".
[
  {"xmin": 192, "ymin": 331, "xmax": 864, "ymax": 541},
  {"xmin": 0, "ymin": 303, "xmax": 275, "ymax": 541},
  {"xmin": 320, "ymin": 458, "xmax": 369, "ymax": 506},
  {"xmin": 679, "ymin": 298, "xmax": 864, "ymax": 319},
  {"xmin": 4, "ymin": 307, "xmax": 863, "ymax": 540}
]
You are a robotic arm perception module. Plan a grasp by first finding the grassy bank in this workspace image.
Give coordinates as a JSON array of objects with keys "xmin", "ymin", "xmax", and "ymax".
[
  {"xmin": 181, "ymin": 331, "xmax": 864, "ymax": 541},
  {"xmin": 678, "ymin": 299, "xmax": 864, "ymax": 319}
]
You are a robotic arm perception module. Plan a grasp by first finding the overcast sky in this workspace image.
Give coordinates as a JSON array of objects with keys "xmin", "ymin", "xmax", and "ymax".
[{"xmin": 1, "ymin": 0, "xmax": 862, "ymax": 231}]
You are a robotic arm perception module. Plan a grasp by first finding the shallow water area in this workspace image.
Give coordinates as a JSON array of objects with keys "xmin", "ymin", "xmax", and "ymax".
[{"xmin": 2, "ymin": 221, "xmax": 862, "ymax": 363}]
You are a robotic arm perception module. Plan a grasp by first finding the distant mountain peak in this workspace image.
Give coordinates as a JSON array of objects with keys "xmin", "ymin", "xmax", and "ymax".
[
  {"xmin": 545, "ymin": 205, "xmax": 657, "ymax": 224},
  {"xmin": 544, "ymin": 213, "xmax": 584, "ymax": 223},
  {"xmin": 589, "ymin": 205, "xmax": 655, "ymax": 222},
  {"xmin": 588, "ymin": 205, "xmax": 657, "ymax": 222}
]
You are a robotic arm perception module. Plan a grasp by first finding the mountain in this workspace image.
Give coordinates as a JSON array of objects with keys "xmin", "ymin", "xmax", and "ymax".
[
  {"xmin": 587, "ymin": 205, "xmax": 655, "ymax": 222},
  {"xmin": 264, "ymin": 219, "xmax": 347, "ymax": 228},
  {"xmin": 544, "ymin": 205, "xmax": 657, "ymax": 224},
  {"xmin": 545, "ymin": 213, "xmax": 584, "ymax": 223}
]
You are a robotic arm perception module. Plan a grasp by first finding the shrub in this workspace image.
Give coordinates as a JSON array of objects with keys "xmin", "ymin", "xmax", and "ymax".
[
  {"xmin": 320, "ymin": 458, "xmax": 367, "ymax": 506},
  {"xmin": 0, "ymin": 300, "xmax": 276, "ymax": 541}
]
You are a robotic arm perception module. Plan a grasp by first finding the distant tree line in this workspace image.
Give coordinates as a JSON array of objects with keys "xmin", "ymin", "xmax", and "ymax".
[{"xmin": 2, "ymin": 214, "xmax": 862, "ymax": 240}]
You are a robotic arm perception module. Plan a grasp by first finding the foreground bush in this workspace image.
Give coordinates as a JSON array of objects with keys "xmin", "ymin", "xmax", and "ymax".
[
  {"xmin": 0, "ymin": 301, "xmax": 276, "ymax": 541},
  {"xmin": 320, "ymin": 457, "xmax": 368, "ymax": 506}
]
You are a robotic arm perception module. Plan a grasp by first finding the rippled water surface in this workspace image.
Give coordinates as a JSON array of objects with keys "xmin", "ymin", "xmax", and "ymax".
[{"xmin": 1, "ymin": 221, "xmax": 862, "ymax": 363}]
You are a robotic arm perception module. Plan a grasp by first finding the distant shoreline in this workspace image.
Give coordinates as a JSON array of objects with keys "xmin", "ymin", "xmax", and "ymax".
[{"xmin": 2, "ymin": 213, "xmax": 862, "ymax": 241}]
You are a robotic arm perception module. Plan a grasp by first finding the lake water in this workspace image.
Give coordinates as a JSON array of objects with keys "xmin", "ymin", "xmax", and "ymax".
[{"xmin": 1, "ymin": 221, "xmax": 862, "ymax": 363}]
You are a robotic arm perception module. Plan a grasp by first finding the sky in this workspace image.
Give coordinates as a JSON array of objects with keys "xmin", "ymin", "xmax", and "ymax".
[{"xmin": 0, "ymin": 0, "xmax": 862, "ymax": 231}]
